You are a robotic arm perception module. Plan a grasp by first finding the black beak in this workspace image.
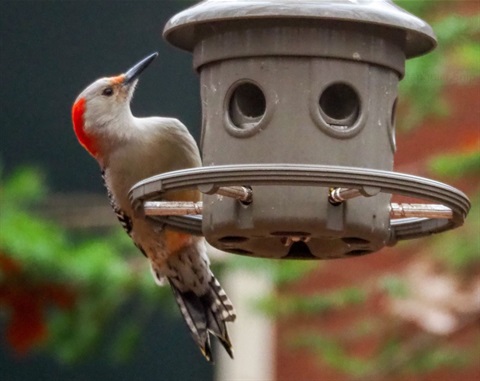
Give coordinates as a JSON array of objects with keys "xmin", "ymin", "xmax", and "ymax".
[{"xmin": 123, "ymin": 52, "xmax": 158, "ymax": 85}]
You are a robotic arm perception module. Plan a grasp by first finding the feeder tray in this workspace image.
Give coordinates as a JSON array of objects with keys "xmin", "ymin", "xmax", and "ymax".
[{"xmin": 129, "ymin": 164, "xmax": 470, "ymax": 259}]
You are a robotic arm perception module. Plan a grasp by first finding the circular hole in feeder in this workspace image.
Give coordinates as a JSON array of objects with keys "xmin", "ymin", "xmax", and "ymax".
[
  {"xmin": 342, "ymin": 237, "xmax": 370, "ymax": 245},
  {"xmin": 285, "ymin": 241, "xmax": 316, "ymax": 259},
  {"xmin": 319, "ymin": 83, "xmax": 360, "ymax": 127},
  {"xmin": 345, "ymin": 249, "xmax": 372, "ymax": 256},
  {"xmin": 225, "ymin": 248, "xmax": 254, "ymax": 256},
  {"xmin": 391, "ymin": 98, "xmax": 398, "ymax": 127},
  {"xmin": 389, "ymin": 97, "xmax": 398, "ymax": 152},
  {"xmin": 218, "ymin": 236, "xmax": 249, "ymax": 244},
  {"xmin": 229, "ymin": 82, "xmax": 266, "ymax": 129}
]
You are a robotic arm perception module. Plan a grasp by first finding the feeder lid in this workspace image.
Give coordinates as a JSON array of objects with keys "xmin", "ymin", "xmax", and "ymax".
[{"xmin": 164, "ymin": 0, "xmax": 436, "ymax": 58}]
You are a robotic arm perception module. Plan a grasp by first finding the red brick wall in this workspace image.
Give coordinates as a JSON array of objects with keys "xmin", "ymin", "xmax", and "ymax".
[{"xmin": 275, "ymin": 31, "xmax": 479, "ymax": 381}]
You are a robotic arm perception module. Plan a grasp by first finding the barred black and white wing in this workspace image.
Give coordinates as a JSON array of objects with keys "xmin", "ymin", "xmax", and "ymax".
[
  {"xmin": 101, "ymin": 169, "xmax": 148, "ymax": 257},
  {"xmin": 169, "ymin": 275, "xmax": 236, "ymax": 361},
  {"xmin": 101, "ymin": 169, "xmax": 133, "ymax": 234}
]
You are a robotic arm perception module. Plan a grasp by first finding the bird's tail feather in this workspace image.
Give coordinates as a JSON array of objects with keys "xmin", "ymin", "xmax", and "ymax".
[{"xmin": 169, "ymin": 276, "xmax": 236, "ymax": 362}]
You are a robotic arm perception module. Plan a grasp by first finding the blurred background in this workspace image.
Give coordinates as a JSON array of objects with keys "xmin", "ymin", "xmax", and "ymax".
[{"xmin": 0, "ymin": 1, "xmax": 478, "ymax": 380}]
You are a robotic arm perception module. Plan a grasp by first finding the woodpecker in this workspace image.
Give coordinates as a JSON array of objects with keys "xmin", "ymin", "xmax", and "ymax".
[{"xmin": 72, "ymin": 53, "xmax": 236, "ymax": 361}]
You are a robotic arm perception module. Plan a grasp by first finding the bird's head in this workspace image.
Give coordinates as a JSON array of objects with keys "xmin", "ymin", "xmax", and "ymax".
[{"xmin": 72, "ymin": 52, "xmax": 158, "ymax": 158}]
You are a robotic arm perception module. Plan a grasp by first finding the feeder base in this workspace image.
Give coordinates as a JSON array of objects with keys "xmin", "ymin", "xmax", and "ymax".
[{"xmin": 129, "ymin": 164, "xmax": 470, "ymax": 259}]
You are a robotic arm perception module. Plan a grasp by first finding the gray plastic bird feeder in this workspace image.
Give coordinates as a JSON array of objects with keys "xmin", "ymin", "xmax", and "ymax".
[{"xmin": 129, "ymin": 0, "xmax": 470, "ymax": 259}]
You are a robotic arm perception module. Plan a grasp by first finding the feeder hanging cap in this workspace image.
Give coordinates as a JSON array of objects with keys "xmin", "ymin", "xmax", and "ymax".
[{"xmin": 164, "ymin": 0, "xmax": 437, "ymax": 58}]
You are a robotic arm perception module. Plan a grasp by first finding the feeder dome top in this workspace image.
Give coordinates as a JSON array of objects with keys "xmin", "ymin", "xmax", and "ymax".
[{"xmin": 164, "ymin": 0, "xmax": 436, "ymax": 58}]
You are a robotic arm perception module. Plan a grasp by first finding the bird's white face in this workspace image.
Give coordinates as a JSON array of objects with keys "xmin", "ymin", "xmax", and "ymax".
[
  {"xmin": 72, "ymin": 75, "xmax": 136, "ymax": 159},
  {"xmin": 79, "ymin": 76, "xmax": 136, "ymax": 132},
  {"xmin": 72, "ymin": 53, "xmax": 158, "ymax": 159}
]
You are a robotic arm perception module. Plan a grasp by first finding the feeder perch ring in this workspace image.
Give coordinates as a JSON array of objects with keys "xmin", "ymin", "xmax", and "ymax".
[{"xmin": 129, "ymin": 164, "xmax": 470, "ymax": 243}]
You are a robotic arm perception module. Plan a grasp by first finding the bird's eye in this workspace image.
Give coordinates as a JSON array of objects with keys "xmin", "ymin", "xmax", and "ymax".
[{"xmin": 102, "ymin": 87, "xmax": 114, "ymax": 97}]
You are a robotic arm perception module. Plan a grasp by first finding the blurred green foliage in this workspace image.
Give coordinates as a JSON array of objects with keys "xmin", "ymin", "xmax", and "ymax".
[
  {"xmin": 291, "ymin": 332, "xmax": 376, "ymax": 378},
  {"xmin": 378, "ymin": 274, "xmax": 410, "ymax": 299},
  {"xmin": 0, "ymin": 165, "xmax": 169, "ymax": 362},
  {"xmin": 397, "ymin": 2, "xmax": 480, "ymax": 129},
  {"xmin": 428, "ymin": 149, "xmax": 480, "ymax": 180},
  {"xmin": 226, "ymin": 255, "xmax": 316, "ymax": 286},
  {"xmin": 257, "ymin": 287, "xmax": 366, "ymax": 317},
  {"xmin": 428, "ymin": 156, "xmax": 480, "ymax": 276}
]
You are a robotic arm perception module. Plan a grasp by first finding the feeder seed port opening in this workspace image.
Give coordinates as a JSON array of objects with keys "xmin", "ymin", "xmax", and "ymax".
[{"xmin": 129, "ymin": 164, "xmax": 470, "ymax": 246}]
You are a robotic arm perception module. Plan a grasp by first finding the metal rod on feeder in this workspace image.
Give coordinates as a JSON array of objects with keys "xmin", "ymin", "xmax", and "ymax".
[
  {"xmin": 389, "ymin": 203, "xmax": 453, "ymax": 219},
  {"xmin": 329, "ymin": 187, "xmax": 363, "ymax": 204},
  {"xmin": 329, "ymin": 188, "xmax": 453, "ymax": 219},
  {"xmin": 143, "ymin": 187, "xmax": 453, "ymax": 219},
  {"xmin": 144, "ymin": 201, "xmax": 203, "ymax": 216},
  {"xmin": 143, "ymin": 185, "xmax": 251, "ymax": 216},
  {"xmin": 215, "ymin": 185, "xmax": 253, "ymax": 203}
]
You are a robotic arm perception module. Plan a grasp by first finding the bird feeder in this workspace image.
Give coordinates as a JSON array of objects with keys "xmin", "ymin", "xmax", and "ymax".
[{"xmin": 129, "ymin": 0, "xmax": 470, "ymax": 259}]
